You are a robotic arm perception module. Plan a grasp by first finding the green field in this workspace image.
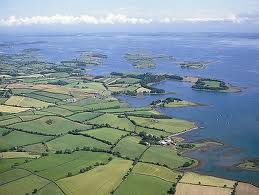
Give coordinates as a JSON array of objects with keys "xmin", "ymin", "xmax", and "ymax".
[
  {"xmin": 0, "ymin": 174, "xmax": 50, "ymax": 195},
  {"xmin": 0, "ymin": 129, "xmax": 53, "ymax": 150},
  {"xmin": 129, "ymin": 116, "xmax": 195, "ymax": 134},
  {"xmin": 8, "ymin": 116, "xmax": 91, "ymax": 135},
  {"xmin": 58, "ymin": 158, "xmax": 132, "ymax": 195},
  {"xmin": 113, "ymin": 136, "xmax": 147, "ymax": 159},
  {"xmin": 179, "ymin": 172, "xmax": 235, "ymax": 188},
  {"xmin": 88, "ymin": 113, "xmax": 135, "ymax": 131},
  {"xmin": 0, "ymin": 158, "xmax": 27, "ymax": 173},
  {"xmin": 47, "ymin": 134, "xmax": 110, "ymax": 151},
  {"xmin": 67, "ymin": 111, "xmax": 102, "ymax": 122},
  {"xmin": 37, "ymin": 183, "xmax": 64, "ymax": 195},
  {"xmin": 135, "ymin": 126, "xmax": 170, "ymax": 137},
  {"xmin": 133, "ymin": 162, "xmax": 181, "ymax": 182},
  {"xmin": 19, "ymin": 151, "xmax": 111, "ymax": 180},
  {"xmin": 141, "ymin": 146, "xmax": 192, "ymax": 169},
  {"xmin": 5, "ymin": 96, "xmax": 53, "ymax": 108},
  {"xmin": 83, "ymin": 127, "xmax": 128, "ymax": 144},
  {"xmin": 115, "ymin": 173, "xmax": 172, "ymax": 195},
  {"xmin": 0, "ymin": 169, "xmax": 31, "ymax": 185},
  {"xmin": 41, "ymin": 106, "xmax": 75, "ymax": 116}
]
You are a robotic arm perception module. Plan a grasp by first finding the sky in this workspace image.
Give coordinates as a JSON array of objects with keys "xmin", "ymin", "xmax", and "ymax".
[{"xmin": 0, "ymin": 0, "xmax": 259, "ymax": 33}]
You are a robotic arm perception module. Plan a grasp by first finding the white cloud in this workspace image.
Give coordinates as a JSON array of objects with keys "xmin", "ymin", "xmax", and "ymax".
[
  {"xmin": 0, "ymin": 13, "xmax": 257, "ymax": 26},
  {"xmin": 0, "ymin": 14, "xmax": 152, "ymax": 26}
]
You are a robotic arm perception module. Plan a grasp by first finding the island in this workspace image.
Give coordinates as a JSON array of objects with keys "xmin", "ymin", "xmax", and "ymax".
[
  {"xmin": 237, "ymin": 159, "xmax": 259, "ymax": 171},
  {"xmin": 151, "ymin": 97, "xmax": 200, "ymax": 108},
  {"xmin": 176, "ymin": 60, "xmax": 216, "ymax": 69},
  {"xmin": 124, "ymin": 53, "xmax": 175, "ymax": 69}
]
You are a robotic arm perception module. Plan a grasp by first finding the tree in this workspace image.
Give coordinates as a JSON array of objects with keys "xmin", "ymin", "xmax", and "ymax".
[
  {"xmin": 32, "ymin": 188, "xmax": 37, "ymax": 194},
  {"xmin": 67, "ymin": 172, "xmax": 72, "ymax": 177}
]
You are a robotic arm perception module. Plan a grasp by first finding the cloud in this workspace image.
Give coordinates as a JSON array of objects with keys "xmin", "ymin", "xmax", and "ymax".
[
  {"xmin": 0, "ymin": 14, "xmax": 152, "ymax": 26},
  {"xmin": 0, "ymin": 13, "xmax": 257, "ymax": 26}
]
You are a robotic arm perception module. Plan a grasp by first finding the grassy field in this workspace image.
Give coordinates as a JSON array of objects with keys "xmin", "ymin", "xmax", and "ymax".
[
  {"xmin": 175, "ymin": 183, "xmax": 233, "ymax": 195},
  {"xmin": 37, "ymin": 183, "xmax": 64, "ymax": 195},
  {"xmin": 0, "ymin": 130, "xmax": 53, "ymax": 150},
  {"xmin": 19, "ymin": 151, "xmax": 111, "ymax": 180},
  {"xmin": 57, "ymin": 158, "xmax": 132, "ymax": 195},
  {"xmin": 88, "ymin": 114, "xmax": 135, "ymax": 131},
  {"xmin": 47, "ymin": 134, "xmax": 110, "ymax": 151},
  {"xmin": 0, "ymin": 117, "xmax": 22, "ymax": 126},
  {"xmin": 8, "ymin": 116, "xmax": 91, "ymax": 135},
  {"xmin": 133, "ymin": 162, "xmax": 181, "ymax": 182},
  {"xmin": 0, "ymin": 169, "xmax": 31, "ymax": 185},
  {"xmin": 0, "ymin": 105, "xmax": 30, "ymax": 113},
  {"xmin": 113, "ymin": 136, "xmax": 147, "ymax": 159},
  {"xmin": 135, "ymin": 126, "xmax": 170, "ymax": 137},
  {"xmin": 83, "ymin": 127, "xmax": 128, "ymax": 144},
  {"xmin": 41, "ymin": 106, "xmax": 74, "ymax": 116},
  {"xmin": 0, "ymin": 152, "xmax": 40, "ymax": 159},
  {"xmin": 0, "ymin": 174, "xmax": 50, "ymax": 195},
  {"xmin": 67, "ymin": 111, "xmax": 102, "ymax": 122},
  {"xmin": 141, "ymin": 146, "xmax": 192, "ymax": 169},
  {"xmin": 180, "ymin": 172, "xmax": 235, "ymax": 188},
  {"xmin": 115, "ymin": 173, "xmax": 172, "ymax": 195},
  {"xmin": 23, "ymin": 143, "xmax": 48, "ymax": 153},
  {"xmin": 236, "ymin": 182, "xmax": 259, "ymax": 195},
  {"xmin": 129, "ymin": 116, "xmax": 195, "ymax": 134},
  {"xmin": 5, "ymin": 96, "xmax": 53, "ymax": 108},
  {"xmin": 0, "ymin": 158, "xmax": 27, "ymax": 173}
]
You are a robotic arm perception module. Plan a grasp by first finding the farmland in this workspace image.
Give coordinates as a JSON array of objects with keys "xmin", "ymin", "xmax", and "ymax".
[
  {"xmin": 115, "ymin": 173, "xmax": 172, "ymax": 195},
  {"xmin": 57, "ymin": 158, "xmax": 132, "ymax": 195}
]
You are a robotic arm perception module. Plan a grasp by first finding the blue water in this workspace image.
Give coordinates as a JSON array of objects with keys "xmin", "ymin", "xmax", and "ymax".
[{"xmin": 1, "ymin": 32, "xmax": 259, "ymax": 184}]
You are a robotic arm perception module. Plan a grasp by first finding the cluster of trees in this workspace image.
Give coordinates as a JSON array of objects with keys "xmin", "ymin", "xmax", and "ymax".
[
  {"xmin": 182, "ymin": 160, "xmax": 195, "ymax": 168},
  {"xmin": 2, "ymin": 130, "xmax": 12, "ymax": 136},
  {"xmin": 231, "ymin": 182, "xmax": 239, "ymax": 195},
  {"xmin": 138, "ymin": 131, "xmax": 161, "ymax": 145},
  {"xmin": 167, "ymin": 182, "xmax": 177, "ymax": 194},
  {"xmin": 151, "ymin": 97, "xmax": 182, "ymax": 106}
]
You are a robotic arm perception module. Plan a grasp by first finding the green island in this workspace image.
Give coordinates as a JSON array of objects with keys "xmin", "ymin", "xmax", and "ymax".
[
  {"xmin": 0, "ymin": 49, "xmax": 250, "ymax": 195},
  {"xmin": 124, "ymin": 53, "xmax": 175, "ymax": 69},
  {"xmin": 151, "ymin": 97, "xmax": 200, "ymax": 108},
  {"xmin": 61, "ymin": 51, "xmax": 107, "ymax": 67},
  {"xmin": 176, "ymin": 60, "xmax": 216, "ymax": 69},
  {"xmin": 192, "ymin": 78, "xmax": 241, "ymax": 92},
  {"xmin": 237, "ymin": 159, "xmax": 259, "ymax": 171}
]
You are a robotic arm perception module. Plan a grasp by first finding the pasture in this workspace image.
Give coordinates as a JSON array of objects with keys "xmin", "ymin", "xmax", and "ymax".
[
  {"xmin": 141, "ymin": 146, "xmax": 192, "ymax": 169},
  {"xmin": 83, "ymin": 127, "xmax": 128, "ymax": 144},
  {"xmin": 115, "ymin": 173, "xmax": 172, "ymax": 195},
  {"xmin": 129, "ymin": 116, "xmax": 195, "ymax": 134},
  {"xmin": 113, "ymin": 136, "xmax": 147, "ymax": 159},
  {"xmin": 180, "ymin": 172, "xmax": 235, "ymax": 188},
  {"xmin": 88, "ymin": 113, "xmax": 135, "ymax": 131},
  {"xmin": 8, "ymin": 116, "xmax": 91, "ymax": 135},
  {"xmin": 57, "ymin": 158, "xmax": 132, "ymax": 195},
  {"xmin": 133, "ymin": 162, "xmax": 181, "ymax": 182},
  {"xmin": 5, "ymin": 96, "xmax": 53, "ymax": 108},
  {"xmin": 46, "ymin": 134, "xmax": 110, "ymax": 151},
  {"xmin": 175, "ymin": 183, "xmax": 233, "ymax": 195}
]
